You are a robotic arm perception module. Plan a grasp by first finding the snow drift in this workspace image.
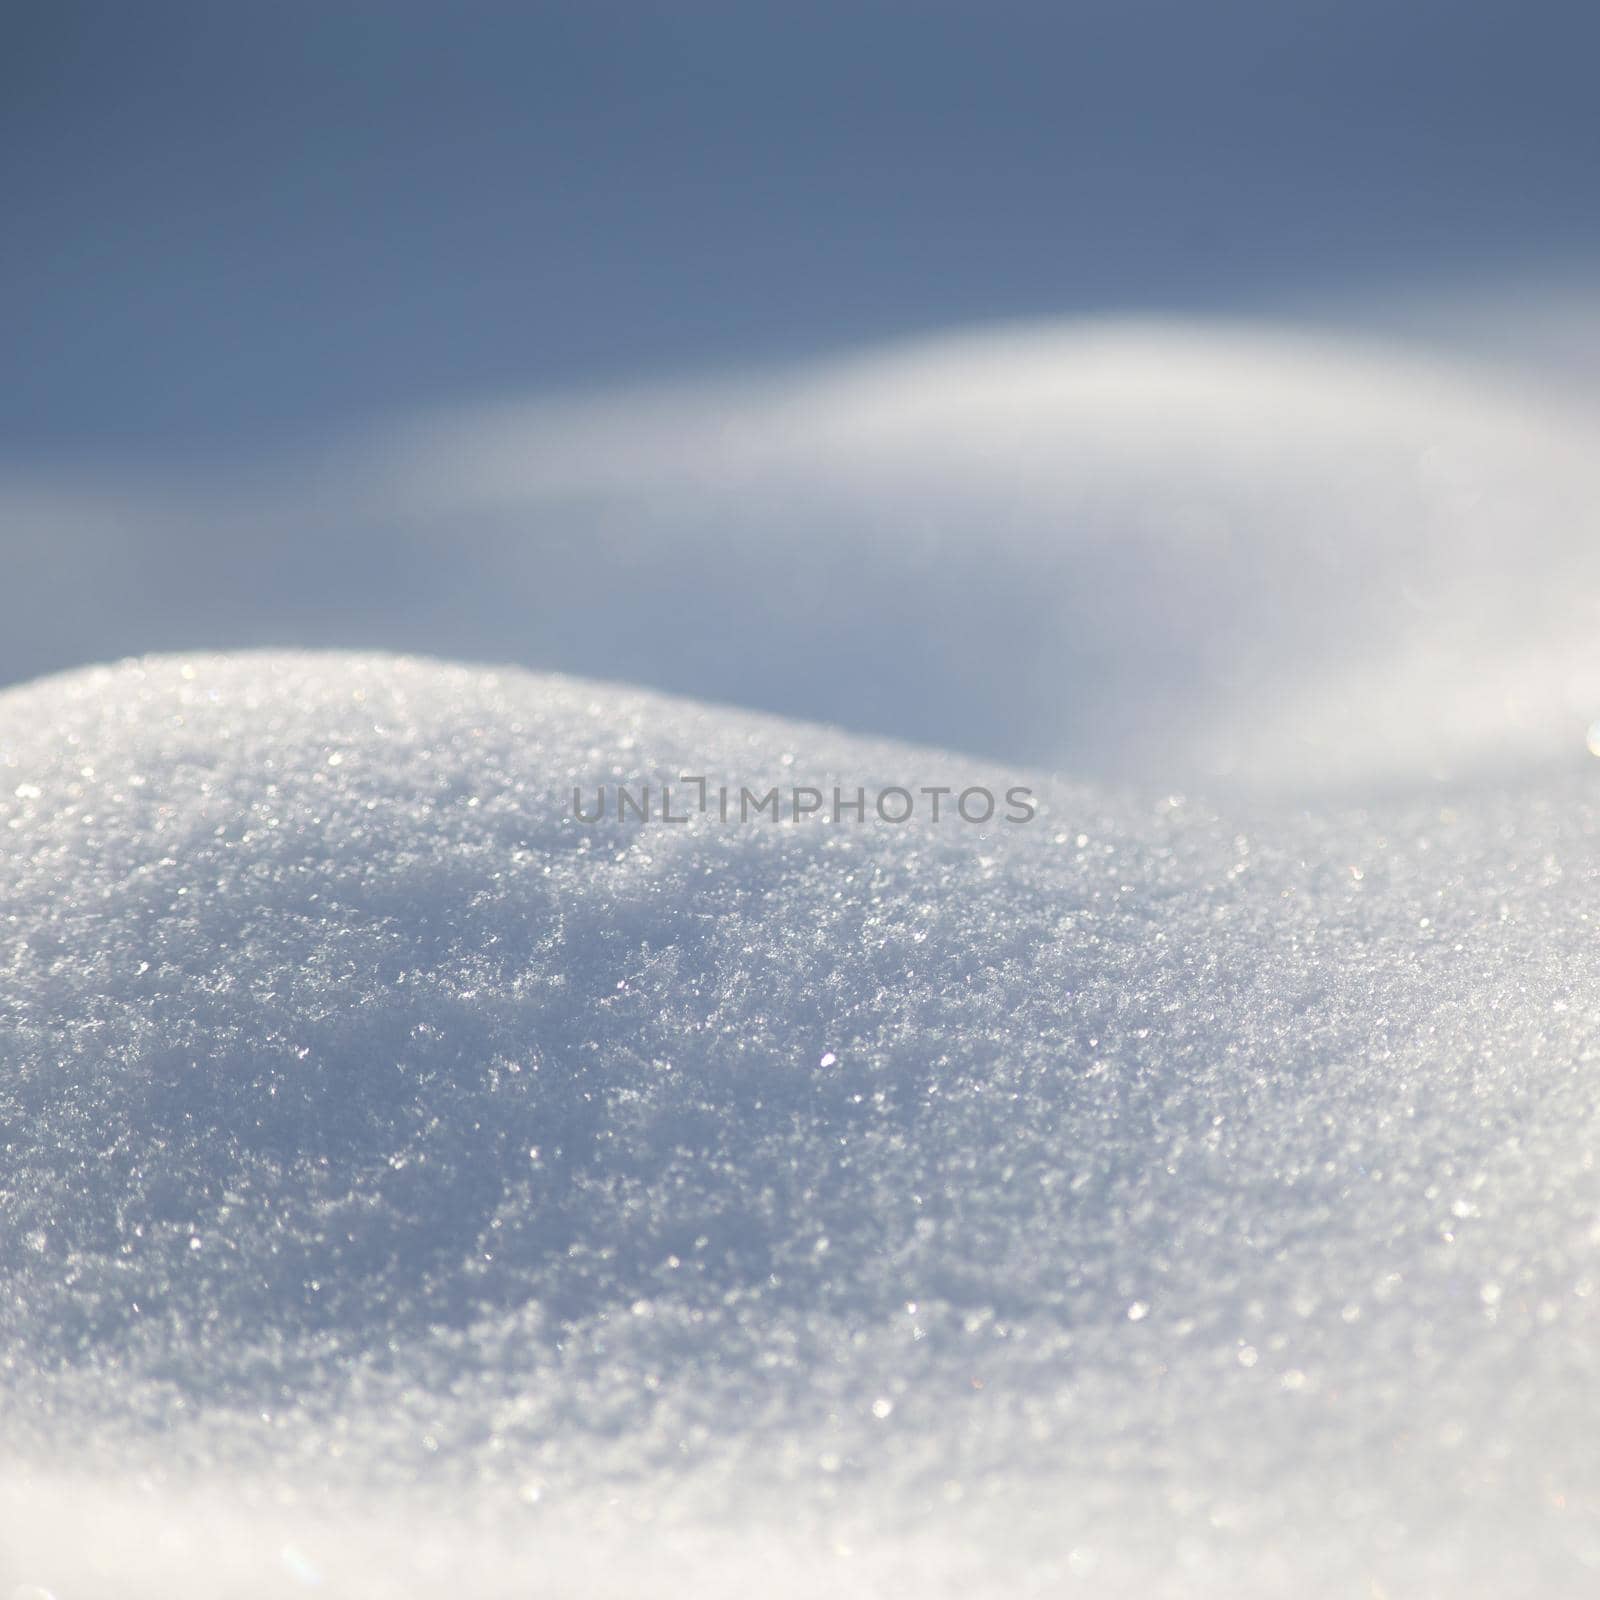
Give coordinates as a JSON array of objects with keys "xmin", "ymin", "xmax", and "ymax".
[
  {"xmin": 4, "ymin": 651, "xmax": 1600, "ymax": 1596},
  {"xmin": 5, "ymin": 318, "xmax": 1600, "ymax": 795}
]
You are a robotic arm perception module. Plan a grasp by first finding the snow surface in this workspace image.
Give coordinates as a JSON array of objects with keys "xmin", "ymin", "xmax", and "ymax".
[
  {"xmin": 6, "ymin": 650, "xmax": 1600, "ymax": 1596},
  {"xmin": 6, "ymin": 318, "xmax": 1600, "ymax": 794}
]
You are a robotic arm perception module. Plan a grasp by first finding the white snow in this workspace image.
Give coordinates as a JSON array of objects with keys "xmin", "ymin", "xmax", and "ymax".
[
  {"xmin": 6, "ymin": 318, "xmax": 1600, "ymax": 794},
  {"xmin": 6, "ymin": 308, "xmax": 1600, "ymax": 1593},
  {"xmin": 5, "ymin": 650, "xmax": 1600, "ymax": 1596}
]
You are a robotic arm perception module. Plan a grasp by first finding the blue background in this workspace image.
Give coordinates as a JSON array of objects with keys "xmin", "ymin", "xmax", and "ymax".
[{"xmin": 6, "ymin": 0, "xmax": 1597, "ymax": 466}]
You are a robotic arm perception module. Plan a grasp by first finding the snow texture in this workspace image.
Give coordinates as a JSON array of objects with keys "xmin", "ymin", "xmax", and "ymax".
[
  {"xmin": 5, "ymin": 649, "xmax": 1600, "ymax": 1597},
  {"xmin": 5, "ymin": 315, "xmax": 1600, "ymax": 1595}
]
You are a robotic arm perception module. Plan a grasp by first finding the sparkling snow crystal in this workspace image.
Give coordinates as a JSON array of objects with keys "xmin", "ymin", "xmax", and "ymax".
[{"xmin": 4, "ymin": 651, "xmax": 1600, "ymax": 1594}]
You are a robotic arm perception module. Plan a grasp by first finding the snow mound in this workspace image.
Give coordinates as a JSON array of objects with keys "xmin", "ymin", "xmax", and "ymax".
[
  {"xmin": 377, "ymin": 320, "xmax": 1600, "ymax": 792},
  {"xmin": 7, "ymin": 320, "xmax": 1600, "ymax": 794},
  {"xmin": 4, "ymin": 651, "xmax": 1600, "ymax": 1596}
]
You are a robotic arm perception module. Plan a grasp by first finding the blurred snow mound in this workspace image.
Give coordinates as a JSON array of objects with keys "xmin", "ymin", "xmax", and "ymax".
[
  {"xmin": 6, "ymin": 320, "xmax": 1600, "ymax": 793},
  {"xmin": 4, "ymin": 651, "xmax": 1600, "ymax": 1595}
]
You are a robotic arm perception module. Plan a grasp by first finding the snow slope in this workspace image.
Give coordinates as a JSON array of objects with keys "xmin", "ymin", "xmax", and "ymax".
[
  {"xmin": 5, "ymin": 318, "xmax": 1600, "ymax": 794},
  {"xmin": 5, "ymin": 651, "xmax": 1600, "ymax": 1596}
]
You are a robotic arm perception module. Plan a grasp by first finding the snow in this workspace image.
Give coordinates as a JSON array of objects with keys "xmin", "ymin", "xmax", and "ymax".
[
  {"xmin": 5, "ymin": 649, "xmax": 1600, "ymax": 1596},
  {"xmin": 6, "ymin": 309, "xmax": 1600, "ymax": 1593},
  {"xmin": 6, "ymin": 318, "xmax": 1600, "ymax": 795}
]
